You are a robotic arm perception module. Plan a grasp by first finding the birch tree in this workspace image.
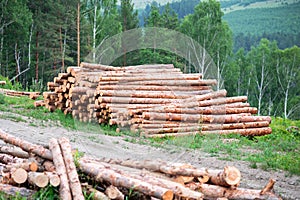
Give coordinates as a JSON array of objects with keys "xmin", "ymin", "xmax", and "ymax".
[{"xmin": 276, "ymin": 46, "xmax": 300, "ymax": 119}]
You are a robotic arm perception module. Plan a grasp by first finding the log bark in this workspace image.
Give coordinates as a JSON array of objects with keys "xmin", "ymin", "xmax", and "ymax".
[
  {"xmin": 97, "ymin": 84, "xmax": 212, "ymax": 92},
  {"xmin": 0, "ymin": 81, "xmax": 6, "ymax": 85},
  {"xmin": 0, "ymin": 145, "xmax": 29, "ymax": 159},
  {"xmin": 28, "ymin": 172, "xmax": 49, "ymax": 188},
  {"xmin": 202, "ymin": 127, "xmax": 272, "ymax": 136},
  {"xmin": 187, "ymin": 182, "xmax": 281, "ymax": 200},
  {"xmin": 208, "ymin": 166, "xmax": 241, "ymax": 187},
  {"xmin": 58, "ymin": 137, "xmax": 84, "ymax": 200},
  {"xmin": 0, "ymin": 129, "xmax": 53, "ymax": 160},
  {"xmin": 43, "ymin": 160, "xmax": 56, "ymax": 172},
  {"xmin": 105, "ymin": 185, "xmax": 124, "ymax": 200},
  {"xmin": 49, "ymin": 138, "xmax": 71, "ymax": 200},
  {"xmin": 0, "ymin": 183, "xmax": 35, "ymax": 197},
  {"xmin": 113, "ymin": 79, "xmax": 217, "ymax": 86},
  {"xmin": 79, "ymin": 160, "xmax": 174, "ymax": 200}
]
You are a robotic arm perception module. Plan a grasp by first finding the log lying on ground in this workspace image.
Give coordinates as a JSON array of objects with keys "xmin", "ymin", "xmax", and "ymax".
[
  {"xmin": 98, "ymin": 158, "xmax": 240, "ymax": 187},
  {"xmin": 0, "ymin": 129, "xmax": 53, "ymax": 160},
  {"xmin": 49, "ymin": 138, "xmax": 71, "ymax": 200},
  {"xmin": 0, "ymin": 145, "xmax": 29, "ymax": 158},
  {"xmin": 187, "ymin": 180, "xmax": 281, "ymax": 200},
  {"xmin": 58, "ymin": 137, "xmax": 84, "ymax": 200},
  {"xmin": 28, "ymin": 172, "xmax": 49, "ymax": 188},
  {"xmin": 79, "ymin": 160, "xmax": 174, "ymax": 200},
  {"xmin": 0, "ymin": 81, "xmax": 6, "ymax": 85}
]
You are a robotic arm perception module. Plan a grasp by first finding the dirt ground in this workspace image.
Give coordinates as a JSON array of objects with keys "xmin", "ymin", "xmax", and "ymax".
[{"xmin": 0, "ymin": 112, "xmax": 299, "ymax": 199}]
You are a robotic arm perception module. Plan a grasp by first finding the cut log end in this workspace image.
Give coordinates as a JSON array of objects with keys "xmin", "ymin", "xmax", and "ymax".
[
  {"xmin": 224, "ymin": 166, "xmax": 241, "ymax": 186},
  {"xmin": 161, "ymin": 190, "xmax": 174, "ymax": 200},
  {"xmin": 12, "ymin": 168, "xmax": 28, "ymax": 184}
]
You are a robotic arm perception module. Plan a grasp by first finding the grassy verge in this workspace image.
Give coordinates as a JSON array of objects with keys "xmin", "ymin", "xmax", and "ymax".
[
  {"xmin": 149, "ymin": 118, "xmax": 300, "ymax": 175},
  {"xmin": 1, "ymin": 94, "xmax": 299, "ymax": 176}
]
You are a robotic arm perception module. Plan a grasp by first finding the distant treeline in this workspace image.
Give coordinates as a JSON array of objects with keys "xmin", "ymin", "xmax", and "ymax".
[{"xmin": 138, "ymin": 0, "xmax": 300, "ymax": 51}]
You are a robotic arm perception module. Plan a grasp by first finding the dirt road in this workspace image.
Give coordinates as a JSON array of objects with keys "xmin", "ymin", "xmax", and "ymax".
[{"xmin": 0, "ymin": 112, "xmax": 299, "ymax": 199}]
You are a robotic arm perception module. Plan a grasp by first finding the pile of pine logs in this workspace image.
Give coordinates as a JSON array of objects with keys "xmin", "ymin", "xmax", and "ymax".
[
  {"xmin": 0, "ymin": 88, "xmax": 40, "ymax": 100},
  {"xmin": 0, "ymin": 128, "xmax": 281, "ymax": 199},
  {"xmin": 36, "ymin": 62, "xmax": 272, "ymax": 137}
]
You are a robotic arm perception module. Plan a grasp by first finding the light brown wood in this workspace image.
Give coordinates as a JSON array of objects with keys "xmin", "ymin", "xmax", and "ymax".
[
  {"xmin": 28, "ymin": 172, "xmax": 49, "ymax": 188},
  {"xmin": 0, "ymin": 145, "xmax": 29, "ymax": 158},
  {"xmin": 186, "ymin": 182, "xmax": 281, "ymax": 200},
  {"xmin": 208, "ymin": 166, "xmax": 241, "ymax": 187},
  {"xmin": 58, "ymin": 137, "xmax": 84, "ymax": 200},
  {"xmin": 11, "ymin": 168, "xmax": 28, "ymax": 184},
  {"xmin": 0, "ymin": 129, "xmax": 53, "ymax": 160},
  {"xmin": 79, "ymin": 160, "xmax": 174, "ymax": 200},
  {"xmin": 0, "ymin": 81, "xmax": 6, "ymax": 85},
  {"xmin": 105, "ymin": 185, "xmax": 124, "ymax": 200},
  {"xmin": 49, "ymin": 138, "xmax": 71, "ymax": 200},
  {"xmin": 260, "ymin": 179, "xmax": 276, "ymax": 195}
]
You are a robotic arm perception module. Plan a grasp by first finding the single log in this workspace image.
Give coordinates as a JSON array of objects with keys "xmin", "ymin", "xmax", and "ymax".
[
  {"xmin": 187, "ymin": 182, "xmax": 281, "ymax": 200},
  {"xmin": 34, "ymin": 100, "xmax": 46, "ymax": 107},
  {"xmin": 0, "ymin": 129, "xmax": 53, "ymax": 160},
  {"xmin": 202, "ymin": 127, "xmax": 272, "ymax": 136},
  {"xmin": 105, "ymin": 185, "xmax": 124, "ymax": 200},
  {"xmin": 99, "ymin": 158, "xmax": 209, "ymax": 178},
  {"xmin": 99, "ymin": 74, "xmax": 201, "ymax": 82},
  {"xmin": 49, "ymin": 138, "xmax": 71, "ymax": 200},
  {"xmin": 0, "ymin": 183, "xmax": 35, "ymax": 197},
  {"xmin": 28, "ymin": 172, "xmax": 49, "ymax": 188},
  {"xmin": 80, "ymin": 62, "xmax": 120, "ymax": 71},
  {"xmin": 5, "ymin": 161, "xmax": 39, "ymax": 172},
  {"xmin": 0, "ymin": 81, "xmax": 6, "ymax": 85},
  {"xmin": 58, "ymin": 137, "xmax": 84, "ymax": 200},
  {"xmin": 98, "ymin": 96, "xmax": 180, "ymax": 104},
  {"xmin": 174, "ymin": 176, "xmax": 195, "ymax": 184},
  {"xmin": 45, "ymin": 172, "xmax": 61, "ymax": 187},
  {"xmin": 208, "ymin": 166, "xmax": 241, "ymax": 187},
  {"xmin": 11, "ymin": 168, "xmax": 28, "ymax": 184},
  {"xmin": 99, "ymin": 90, "xmax": 192, "ymax": 99},
  {"xmin": 0, "ymin": 145, "xmax": 29, "ymax": 159},
  {"xmin": 79, "ymin": 160, "xmax": 174, "ymax": 200},
  {"xmin": 97, "ymin": 84, "xmax": 212, "ymax": 92},
  {"xmin": 115, "ymin": 79, "xmax": 217, "ymax": 86}
]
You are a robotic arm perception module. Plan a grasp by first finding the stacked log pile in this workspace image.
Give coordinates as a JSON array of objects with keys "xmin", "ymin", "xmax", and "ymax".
[
  {"xmin": 0, "ymin": 129, "xmax": 281, "ymax": 199},
  {"xmin": 0, "ymin": 88, "xmax": 40, "ymax": 99},
  {"xmin": 36, "ymin": 62, "xmax": 272, "ymax": 137}
]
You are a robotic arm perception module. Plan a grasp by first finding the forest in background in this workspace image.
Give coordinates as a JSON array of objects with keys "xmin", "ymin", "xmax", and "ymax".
[{"xmin": 0, "ymin": 0, "xmax": 299, "ymax": 119}]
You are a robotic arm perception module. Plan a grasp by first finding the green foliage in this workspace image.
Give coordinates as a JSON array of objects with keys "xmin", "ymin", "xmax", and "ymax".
[
  {"xmin": 223, "ymin": 2, "xmax": 300, "ymax": 50},
  {"xmin": 32, "ymin": 185, "xmax": 59, "ymax": 200}
]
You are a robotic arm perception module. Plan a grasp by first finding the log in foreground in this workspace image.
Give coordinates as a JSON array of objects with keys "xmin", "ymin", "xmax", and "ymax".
[
  {"xmin": 79, "ymin": 160, "xmax": 174, "ymax": 200},
  {"xmin": 0, "ymin": 129, "xmax": 53, "ymax": 160},
  {"xmin": 49, "ymin": 138, "xmax": 72, "ymax": 200},
  {"xmin": 187, "ymin": 181, "xmax": 281, "ymax": 200},
  {"xmin": 99, "ymin": 158, "xmax": 240, "ymax": 187},
  {"xmin": 58, "ymin": 137, "xmax": 84, "ymax": 200}
]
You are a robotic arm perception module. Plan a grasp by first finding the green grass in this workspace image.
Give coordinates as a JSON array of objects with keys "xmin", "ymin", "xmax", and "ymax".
[{"xmin": 149, "ymin": 118, "xmax": 300, "ymax": 175}]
